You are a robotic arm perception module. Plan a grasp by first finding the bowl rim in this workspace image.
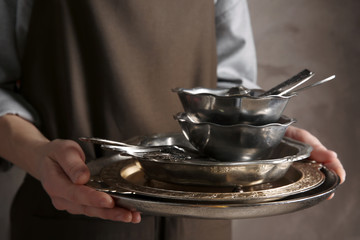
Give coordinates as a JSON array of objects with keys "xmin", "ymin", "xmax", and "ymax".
[
  {"xmin": 174, "ymin": 112, "xmax": 296, "ymax": 128},
  {"xmin": 172, "ymin": 87, "xmax": 296, "ymax": 99},
  {"xmin": 138, "ymin": 137, "xmax": 312, "ymax": 165}
]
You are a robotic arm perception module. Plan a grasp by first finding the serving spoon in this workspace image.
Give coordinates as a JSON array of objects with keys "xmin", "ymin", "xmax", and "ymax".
[
  {"xmin": 259, "ymin": 69, "xmax": 314, "ymax": 97},
  {"xmin": 285, "ymin": 75, "xmax": 336, "ymax": 95},
  {"xmin": 79, "ymin": 136, "xmax": 205, "ymax": 160}
]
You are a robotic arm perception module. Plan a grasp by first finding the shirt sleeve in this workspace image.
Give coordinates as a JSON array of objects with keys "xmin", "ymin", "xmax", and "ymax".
[
  {"xmin": 0, "ymin": 0, "xmax": 38, "ymax": 122},
  {"xmin": 215, "ymin": 0, "xmax": 259, "ymax": 89},
  {"xmin": 0, "ymin": 0, "xmax": 37, "ymax": 170}
]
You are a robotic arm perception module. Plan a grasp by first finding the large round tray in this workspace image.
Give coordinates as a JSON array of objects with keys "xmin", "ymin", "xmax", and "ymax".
[
  {"xmin": 86, "ymin": 155, "xmax": 339, "ymax": 219},
  {"xmin": 98, "ymin": 159, "xmax": 325, "ymax": 203}
]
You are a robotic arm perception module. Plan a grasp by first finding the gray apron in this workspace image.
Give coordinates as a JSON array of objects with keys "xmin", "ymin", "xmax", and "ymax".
[{"xmin": 11, "ymin": 0, "xmax": 231, "ymax": 239}]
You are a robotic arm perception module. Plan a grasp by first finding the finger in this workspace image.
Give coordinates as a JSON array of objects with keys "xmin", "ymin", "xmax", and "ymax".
[
  {"xmin": 310, "ymin": 147, "xmax": 335, "ymax": 164},
  {"xmin": 327, "ymin": 193, "xmax": 335, "ymax": 200},
  {"xmin": 65, "ymin": 184, "xmax": 115, "ymax": 208},
  {"xmin": 285, "ymin": 126, "xmax": 324, "ymax": 149},
  {"xmin": 51, "ymin": 197, "xmax": 140, "ymax": 223},
  {"xmin": 322, "ymin": 158, "xmax": 346, "ymax": 184},
  {"xmin": 50, "ymin": 140, "xmax": 89, "ymax": 184},
  {"xmin": 131, "ymin": 211, "xmax": 142, "ymax": 223},
  {"xmin": 286, "ymin": 126, "xmax": 346, "ymax": 183},
  {"xmin": 45, "ymin": 172, "xmax": 115, "ymax": 208},
  {"xmin": 310, "ymin": 148, "xmax": 346, "ymax": 183},
  {"xmin": 42, "ymin": 159, "xmax": 115, "ymax": 208}
]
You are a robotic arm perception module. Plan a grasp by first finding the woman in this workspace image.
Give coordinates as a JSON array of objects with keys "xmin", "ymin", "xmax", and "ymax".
[{"xmin": 0, "ymin": 0, "xmax": 345, "ymax": 239}]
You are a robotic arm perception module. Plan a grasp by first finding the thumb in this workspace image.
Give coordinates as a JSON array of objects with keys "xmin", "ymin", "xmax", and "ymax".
[{"xmin": 50, "ymin": 139, "xmax": 90, "ymax": 184}]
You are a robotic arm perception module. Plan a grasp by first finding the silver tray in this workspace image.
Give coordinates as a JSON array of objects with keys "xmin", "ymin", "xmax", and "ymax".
[
  {"xmin": 86, "ymin": 155, "xmax": 339, "ymax": 219},
  {"xmin": 97, "ymin": 159, "xmax": 325, "ymax": 203}
]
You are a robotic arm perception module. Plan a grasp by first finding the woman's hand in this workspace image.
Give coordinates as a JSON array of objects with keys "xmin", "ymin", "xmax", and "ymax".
[
  {"xmin": 285, "ymin": 126, "xmax": 346, "ymax": 184},
  {"xmin": 0, "ymin": 114, "xmax": 141, "ymax": 223},
  {"xmin": 36, "ymin": 139, "xmax": 141, "ymax": 223}
]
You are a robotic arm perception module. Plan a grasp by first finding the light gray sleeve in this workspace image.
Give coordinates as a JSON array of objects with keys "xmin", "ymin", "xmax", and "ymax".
[
  {"xmin": 0, "ymin": 0, "xmax": 38, "ymax": 123},
  {"xmin": 215, "ymin": 0, "xmax": 259, "ymax": 89},
  {"xmin": 0, "ymin": 0, "xmax": 37, "ymax": 170}
]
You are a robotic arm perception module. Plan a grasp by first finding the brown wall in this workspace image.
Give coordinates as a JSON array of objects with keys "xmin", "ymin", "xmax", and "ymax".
[{"xmin": 231, "ymin": 1, "xmax": 360, "ymax": 239}]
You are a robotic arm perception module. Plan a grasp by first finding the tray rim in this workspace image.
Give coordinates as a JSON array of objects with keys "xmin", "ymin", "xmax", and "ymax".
[
  {"xmin": 98, "ymin": 159, "xmax": 325, "ymax": 203},
  {"xmin": 105, "ymin": 165, "xmax": 339, "ymax": 219},
  {"xmin": 85, "ymin": 133, "xmax": 340, "ymax": 219}
]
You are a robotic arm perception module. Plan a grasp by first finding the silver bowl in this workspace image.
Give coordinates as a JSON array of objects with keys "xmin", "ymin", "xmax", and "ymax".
[
  {"xmin": 174, "ymin": 112, "xmax": 295, "ymax": 162},
  {"xmin": 131, "ymin": 133, "xmax": 312, "ymax": 187},
  {"xmin": 173, "ymin": 87, "xmax": 295, "ymax": 125}
]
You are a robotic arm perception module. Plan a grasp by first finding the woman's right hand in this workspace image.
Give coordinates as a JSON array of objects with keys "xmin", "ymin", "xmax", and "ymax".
[
  {"xmin": 36, "ymin": 139, "xmax": 141, "ymax": 223},
  {"xmin": 0, "ymin": 114, "xmax": 140, "ymax": 223}
]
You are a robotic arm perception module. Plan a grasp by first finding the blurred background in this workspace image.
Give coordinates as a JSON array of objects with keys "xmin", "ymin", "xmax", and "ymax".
[{"xmin": 1, "ymin": 0, "xmax": 359, "ymax": 239}]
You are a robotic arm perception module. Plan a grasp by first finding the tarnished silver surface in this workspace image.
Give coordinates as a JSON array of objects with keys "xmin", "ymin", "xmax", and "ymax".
[
  {"xmin": 98, "ymin": 159, "xmax": 325, "ymax": 203},
  {"xmin": 172, "ymin": 87, "xmax": 294, "ymax": 125},
  {"xmin": 86, "ymin": 156, "xmax": 340, "ymax": 219},
  {"xmin": 137, "ymin": 137, "xmax": 313, "ymax": 186},
  {"xmin": 135, "ymin": 133, "xmax": 312, "ymax": 164},
  {"xmin": 83, "ymin": 133, "xmax": 312, "ymax": 186},
  {"xmin": 136, "ymin": 133, "xmax": 311, "ymax": 186},
  {"xmin": 100, "ymin": 144, "xmax": 195, "ymax": 160},
  {"xmin": 112, "ymin": 166, "xmax": 338, "ymax": 219},
  {"xmin": 175, "ymin": 113, "xmax": 295, "ymax": 162},
  {"xmin": 80, "ymin": 136, "xmax": 189, "ymax": 152},
  {"xmin": 80, "ymin": 136, "xmax": 206, "ymax": 160}
]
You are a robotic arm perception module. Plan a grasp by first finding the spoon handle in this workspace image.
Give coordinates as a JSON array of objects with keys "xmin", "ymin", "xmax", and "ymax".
[
  {"xmin": 277, "ymin": 73, "xmax": 315, "ymax": 96},
  {"xmin": 260, "ymin": 69, "xmax": 313, "ymax": 97},
  {"xmin": 288, "ymin": 75, "xmax": 336, "ymax": 94},
  {"xmin": 79, "ymin": 137, "xmax": 132, "ymax": 147}
]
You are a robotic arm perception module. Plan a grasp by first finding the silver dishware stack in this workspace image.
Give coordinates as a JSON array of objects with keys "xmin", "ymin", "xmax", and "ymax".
[
  {"xmin": 166, "ymin": 69, "xmax": 335, "ymax": 186},
  {"xmin": 80, "ymin": 70, "xmax": 340, "ymax": 219}
]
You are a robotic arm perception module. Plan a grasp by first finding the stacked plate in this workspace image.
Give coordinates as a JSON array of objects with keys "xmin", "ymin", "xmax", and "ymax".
[
  {"xmin": 81, "ymin": 70, "xmax": 340, "ymax": 218},
  {"xmin": 85, "ymin": 133, "xmax": 339, "ymax": 219}
]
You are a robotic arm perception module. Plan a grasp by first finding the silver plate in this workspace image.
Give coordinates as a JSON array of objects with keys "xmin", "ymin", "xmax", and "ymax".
[
  {"xmin": 97, "ymin": 159, "xmax": 325, "ymax": 203},
  {"xmin": 129, "ymin": 133, "xmax": 312, "ymax": 164},
  {"xmin": 86, "ymin": 155, "xmax": 339, "ymax": 219},
  {"xmin": 128, "ymin": 133, "xmax": 313, "ymax": 186}
]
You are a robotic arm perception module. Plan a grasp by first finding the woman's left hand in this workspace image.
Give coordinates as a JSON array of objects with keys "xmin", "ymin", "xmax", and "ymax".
[{"xmin": 285, "ymin": 126, "xmax": 346, "ymax": 184}]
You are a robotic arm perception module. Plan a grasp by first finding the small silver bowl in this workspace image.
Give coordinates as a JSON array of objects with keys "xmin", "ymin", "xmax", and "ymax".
[
  {"xmin": 173, "ymin": 87, "xmax": 295, "ymax": 125},
  {"xmin": 174, "ymin": 112, "xmax": 295, "ymax": 162}
]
